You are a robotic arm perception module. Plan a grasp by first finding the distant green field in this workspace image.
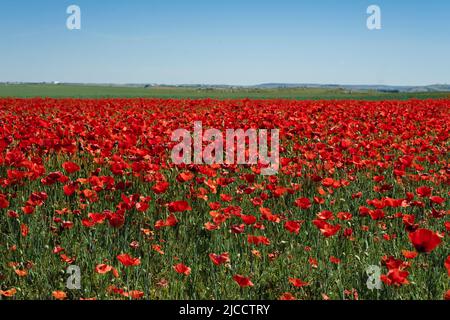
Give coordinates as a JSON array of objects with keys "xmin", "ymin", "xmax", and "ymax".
[{"xmin": 0, "ymin": 84, "xmax": 449, "ymax": 100}]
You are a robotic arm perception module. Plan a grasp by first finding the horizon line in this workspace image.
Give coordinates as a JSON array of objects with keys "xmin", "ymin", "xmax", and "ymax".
[{"xmin": 1, "ymin": 81, "xmax": 449, "ymax": 88}]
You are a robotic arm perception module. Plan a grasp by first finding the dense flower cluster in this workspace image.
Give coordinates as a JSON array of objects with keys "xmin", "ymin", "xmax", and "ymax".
[{"xmin": 0, "ymin": 98, "xmax": 448, "ymax": 300}]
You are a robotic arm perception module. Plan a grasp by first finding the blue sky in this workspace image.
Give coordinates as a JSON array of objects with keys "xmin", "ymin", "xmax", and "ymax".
[{"xmin": 0, "ymin": 0, "xmax": 449, "ymax": 85}]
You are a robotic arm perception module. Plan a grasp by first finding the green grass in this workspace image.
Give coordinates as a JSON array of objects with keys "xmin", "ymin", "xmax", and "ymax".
[
  {"xmin": 1, "ymin": 84, "xmax": 449, "ymax": 100},
  {"xmin": 1, "ymin": 153, "xmax": 448, "ymax": 300}
]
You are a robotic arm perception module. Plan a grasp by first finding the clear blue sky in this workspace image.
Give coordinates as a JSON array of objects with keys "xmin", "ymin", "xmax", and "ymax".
[{"xmin": 0, "ymin": 0, "xmax": 449, "ymax": 85}]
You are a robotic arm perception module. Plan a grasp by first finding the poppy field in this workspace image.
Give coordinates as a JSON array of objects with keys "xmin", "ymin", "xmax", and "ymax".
[{"xmin": 0, "ymin": 97, "xmax": 449, "ymax": 300}]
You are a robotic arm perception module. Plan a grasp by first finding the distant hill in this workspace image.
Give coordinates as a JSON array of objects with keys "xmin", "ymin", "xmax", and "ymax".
[
  {"xmin": 2, "ymin": 82, "xmax": 450, "ymax": 94},
  {"xmin": 254, "ymin": 83, "xmax": 450, "ymax": 92}
]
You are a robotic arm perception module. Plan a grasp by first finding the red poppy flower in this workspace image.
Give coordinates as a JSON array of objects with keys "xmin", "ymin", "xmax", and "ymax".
[
  {"xmin": 337, "ymin": 212, "xmax": 352, "ymax": 221},
  {"xmin": 63, "ymin": 183, "xmax": 78, "ymax": 196},
  {"xmin": 321, "ymin": 178, "xmax": 334, "ymax": 187},
  {"xmin": 0, "ymin": 194, "xmax": 9, "ymax": 209},
  {"xmin": 231, "ymin": 224, "xmax": 245, "ymax": 234},
  {"xmin": 430, "ymin": 196, "xmax": 445, "ymax": 204},
  {"xmin": 117, "ymin": 253, "xmax": 141, "ymax": 266},
  {"xmin": 369, "ymin": 209, "xmax": 385, "ymax": 220},
  {"xmin": 95, "ymin": 264, "xmax": 112, "ymax": 274},
  {"xmin": 247, "ymin": 235, "xmax": 270, "ymax": 246},
  {"xmin": 125, "ymin": 290, "xmax": 144, "ymax": 299},
  {"xmin": 294, "ymin": 197, "xmax": 311, "ymax": 209},
  {"xmin": 20, "ymin": 223, "xmax": 29, "ymax": 237},
  {"xmin": 259, "ymin": 207, "xmax": 280, "ymax": 223},
  {"xmin": 107, "ymin": 211, "xmax": 125, "ymax": 229},
  {"xmin": 53, "ymin": 246, "xmax": 65, "ymax": 254},
  {"xmin": 284, "ymin": 220, "xmax": 302, "ymax": 234},
  {"xmin": 62, "ymin": 161, "xmax": 80, "ymax": 174},
  {"xmin": 155, "ymin": 213, "xmax": 178, "ymax": 229},
  {"xmin": 135, "ymin": 201, "xmax": 149, "ymax": 212},
  {"xmin": 0, "ymin": 288, "xmax": 17, "ymax": 297},
  {"xmin": 209, "ymin": 202, "xmax": 221, "ymax": 210},
  {"xmin": 220, "ymin": 194, "xmax": 233, "ymax": 202},
  {"xmin": 89, "ymin": 212, "xmax": 106, "ymax": 224},
  {"xmin": 152, "ymin": 181, "xmax": 169, "ymax": 194},
  {"xmin": 152, "ymin": 244, "xmax": 165, "ymax": 255},
  {"xmin": 416, "ymin": 186, "xmax": 432, "ymax": 198},
  {"xmin": 15, "ymin": 269, "xmax": 27, "ymax": 277},
  {"xmin": 233, "ymin": 274, "xmax": 254, "ymax": 287},
  {"xmin": 309, "ymin": 257, "xmax": 318, "ymax": 268},
  {"xmin": 60, "ymin": 254, "xmax": 76, "ymax": 264},
  {"xmin": 288, "ymin": 278, "xmax": 309, "ymax": 287},
  {"xmin": 317, "ymin": 210, "xmax": 333, "ymax": 220},
  {"xmin": 22, "ymin": 206, "xmax": 34, "ymax": 215},
  {"xmin": 7, "ymin": 210, "xmax": 18, "ymax": 218},
  {"xmin": 52, "ymin": 291, "xmax": 67, "ymax": 300},
  {"xmin": 381, "ymin": 269, "xmax": 409, "ymax": 286},
  {"xmin": 312, "ymin": 219, "xmax": 341, "ymax": 237},
  {"xmin": 445, "ymin": 290, "xmax": 450, "ymax": 301},
  {"xmin": 408, "ymin": 228, "xmax": 442, "ymax": 253},
  {"xmin": 168, "ymin": 200, "xmax": 192, "ymax": 212},
  {"xmin": 177, "ymin": 171, "xmax": 194, "ymax": 182},
  {"xmin": 241, "ymin": 214, "xmax": 257, "ymax": 225},
  {"xmin": 82, "ymin": 219, "xmax": 96, "ymax": 228},
  {"xmin": 401, "ymin": 250, "xmax": 418, "ymax": 259},
  {"xmin": 279, "ymin": 292, "xmax": 296, "ymax": 300},
  {"xmin": 329, "ymin": 256, "xmax": 341, "ymax": 264},
  {"xmin": 382, "ymin": 256, "xmax": 410, "ymax": 271},
  {"xmin": 209, "ymin": 252, "xmax": 230, "ymax": 266},
  {"xmin": 204, "ymin": 222, "xmax": 219, "ymax": 231},
  {"xmin": 173, "ymin": 263, "xmax": 191, "ymax": 276}
]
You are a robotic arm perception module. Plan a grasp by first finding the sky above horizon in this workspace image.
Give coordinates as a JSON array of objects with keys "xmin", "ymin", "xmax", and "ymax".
[{"xmin": 0, "ymin": 0, "xmax": 449, "ymax": 86}]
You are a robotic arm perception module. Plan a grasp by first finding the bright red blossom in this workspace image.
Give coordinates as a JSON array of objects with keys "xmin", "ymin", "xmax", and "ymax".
[
  {"xmin": 116, "ymin": 254, "xmax": 141, "ymax": 267},
  {"xmin": 168, "ymin": 201, "xmax": 192, "ymax": 212},
  {"xmin": 62, "ymin": 161, "xmax": 80, "ymax": 174},
  {"xmin": 233, "ymin": 275, "xmax": 254, "ymax": 287},
  {"xmin": 408, "ymin": 228, "xmax": 442, "ymax": 253},
  {"xmin": 173, "ymin": 263, "xmax": 191, "ymax": 276}
]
